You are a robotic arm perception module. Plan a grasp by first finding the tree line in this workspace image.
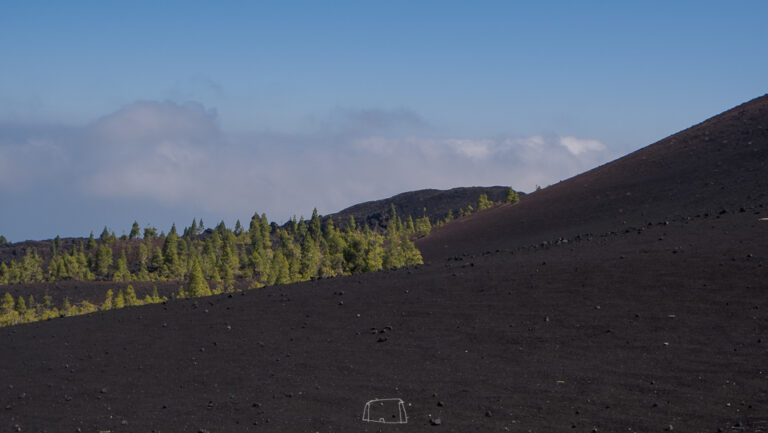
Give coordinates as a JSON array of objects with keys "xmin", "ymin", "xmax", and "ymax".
[
  {"xmin": 0, "ymin": 190, "xmax": 520, "ymax": 288},
  {"xmin": 0, "ymin": 189, "xmax": 520, "ymax": 327},
  {"xmin": 0, "ymin": 285, "xmax": 167, "ymax": 327},
  {"xmin": 0, "ymin": 205, "xmax": 429, "ymax": 288}
]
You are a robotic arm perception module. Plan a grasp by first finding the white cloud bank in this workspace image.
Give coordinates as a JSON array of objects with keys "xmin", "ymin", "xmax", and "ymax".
[
  {"xmin": 559, "ymin": 136, "xmax": 606, "ymax": 155},
  {"xmin": 0, "ymin": 100, "xmax": 616, "ymax": 237}
]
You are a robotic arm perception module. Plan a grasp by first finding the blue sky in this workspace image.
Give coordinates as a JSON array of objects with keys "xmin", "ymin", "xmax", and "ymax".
[{"xmin": 1, "ymin": 1, "xmax": 766, "ymax": 242}]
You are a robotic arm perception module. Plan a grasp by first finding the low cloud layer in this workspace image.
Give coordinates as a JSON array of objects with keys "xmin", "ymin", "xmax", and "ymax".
[{"xmin": 0, "ymin": 101, "xmax": 616, "ymax": 241}]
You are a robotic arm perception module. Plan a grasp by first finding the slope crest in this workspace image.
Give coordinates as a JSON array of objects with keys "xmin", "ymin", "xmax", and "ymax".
[{"xmin": 418, "ymin": 94, "xmax": 768, "ymax": 260}]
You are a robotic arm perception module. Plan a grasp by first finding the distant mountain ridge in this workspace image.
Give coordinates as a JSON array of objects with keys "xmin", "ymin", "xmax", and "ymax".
[
  {"xmin": 327, "ymin": 186, "xmax": 516, "ymax": 230},
  {"xmin": 0, "ymin": 186, "xmax": 517, "ymax": 265}
]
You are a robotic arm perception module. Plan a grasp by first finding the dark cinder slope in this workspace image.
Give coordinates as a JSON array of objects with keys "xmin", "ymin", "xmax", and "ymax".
[
  {"xmin": 418, "ymin": 94, "xmax": 768, "ymax": 260},
  {"xmin": 328, "ymin": 186, "xmax": 512, "ymax": 230},
  {"xmin": 1, "ymin": 96, "xmax": 767, "ymax": 433}
]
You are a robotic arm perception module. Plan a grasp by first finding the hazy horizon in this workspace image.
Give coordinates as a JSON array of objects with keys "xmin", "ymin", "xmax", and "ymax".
[{"xmin": 1, "ymin": 1, "xmax": 767, "ymax": 242}]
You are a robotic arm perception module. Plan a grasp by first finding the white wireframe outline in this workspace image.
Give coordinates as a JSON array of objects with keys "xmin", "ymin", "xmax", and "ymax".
[{"xmin": 362, "ymin": 398, "xmax": 408, "ymax": 424}]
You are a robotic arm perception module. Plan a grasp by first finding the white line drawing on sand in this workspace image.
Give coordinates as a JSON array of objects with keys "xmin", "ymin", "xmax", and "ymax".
[{"xmin": 362, "ymin": 398, "xmax": 408, "ymax": 424}]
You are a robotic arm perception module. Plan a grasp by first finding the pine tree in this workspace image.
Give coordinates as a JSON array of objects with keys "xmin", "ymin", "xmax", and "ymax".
[
  {"xmin": 136, "ymin": 242, "xmax": 149, "ymax": 279},
  {"xmin": 402, "ymin": 235, "xmax": 423, "ymax": 266},
  {"xmin": 101, "ymin": 289, "xmax": 114, "ymax": 310},
  {"xmin": 415, "ymin": 215, "xmax": 432, "ymax": 237},
  {"xmin": 215, "ymin": 220, "xmax": 227, "ymax": 236},
  {"xmin": 268, "ymin": 250, "xmax": 291, "ymax": 285},
  {"xmin": 297, "ymin": 216, "xmax": 308, "ymax": 239},
  {"xmin": 223, "ymin": 231, "xmax": 240, "ymax": 269},
  {"xmin": 129, "ymin": 221, "xmax": 141, "ymax": 239},
  {"xmin": 343, "ymin": 226, "xmax": 384, "ymax": 274},
  {"xmin": 249, "ymin": 213, "xmax": 264, "ymax": 252},
  {"xmin": 203, "ymin": 249, "xmax": 220, "ymax": 281},
  {"xmin": 46, "ymin": 256, "xmax": 60, "ymax": 281},
  {"xmin": 76, "ymin": 246, "xmax": 93, "ymax": 280},
  {"xmin": 278, "ymin": 230, "xmax": 302, "ymax": 282},
  {"xmin": 247, "ymin": 248, "xmax": 267, "ymax": 282},
  {"xmin": 210, "ymin": 230, "xmax": 222, "ymax": 255},
  {"xmin": 20, "ymin": 250, "xmax": 44, "ymax": 283},
  {"xmin": 62, "ymin": 297, "xmax": 72, "ymax": 315},
  {"xmin": 87, "ymin": 232, "xmax": 97, "ymax": 250},
  {"xmin": 1, "ymin": 293, "xmax": 14, "ymax": 313},
  {"xmin": 0, "ymin": 262, "xmax": 7, "ymax": 285},
  {"xmin": 506, "ymin": 187, "xmax": 520, "ymax": 204},
  {"xmin": 389, "ymin": 204, "xmax": 401, "ymax": 233},
  {"xmin": 477, "ymin": 193, "xmax": 493, "ymax": 210},
  {"xmin": 322, "ymin": 217, "xmax": 346, "ymax": 276},
  {"xmin": 260, "ymin": 214, "xmax": 271, "ymax": 250},
  {"xmin": 5, "ymin": 260, "xmax": 19, "ymax": 284},
  {"xmin": 299, "ymin": 236, "xmax": 320, "ymax": 280},
  {"xmin": 79, "ymin": 300, "xmax": 97, "ymax": 314},
  {"xmin": 113, "ymin": 250, "xmax": 131, "ymax": 282},
  {"xmin": 218, "ymin": 241, "xmax": 236, "ymax": 283},
  {"xmin": 209, "ymin": 262, "xmax": 222, "ymax": 283},
  {"xmin": 383, "ymin": 233, "xmax": 404, "ymax": 269},
  {"xmin": 363, "ymin": 227, "xmax": 384, "ymax": 272},
  {"xmin": 162, "ymin": 227, "xmax": 181, "ymax": 278},
  {"xmin": 406, "ymin": 216, "xmax": 416, "ymax": 234},
  {"xmin": 113, "ymin": 291, "xmax": 125, "ymax": 309},
  {"xmin": 177, "ymin": 237, "xmax": 189, "ymax": 279},
  {"xmin": 95, "ymin": 244, "xmax": 113, "ymax": 278},
  {"xmin": 0, "ymin": 292, "xmax": 19, "ymax": 326},
  {"xmin": 100, "ymin": 226, "xmax": 111, "ymax": 241},
  {"xmin": 15, "ymin": 296, "xmax": 26, "ymax": 314},
  {"xmin": 143, "ymin": 226, "xmax": 158, "ymax": 239},
  {"xmin": 238, "ymin": 247, "xmax": 248, "ymax": 276},
  {"xmin": 246, "ymin": 214, "xmax": 269, "ymax": 281},
  {"xmin": 150, "ymin": 247, "xmax": 164, "ymax": 273},
  {"xmin": 186, "ymin": 256, "xmax": 211, "ymax": 297},
  {"xmin": 342, "ymin": 229, "xmax": 364, "ymax": 273},
  {"xmin": 445, "ymin": 209, "xmax": 454, "ymax": 223},
  {"xmin": 51, "ymin": 235, "xmax": 62, "ymax": 256},
  {"xmin": 124, "ymin": 285, "xmax": 138, "ymax": 306},
  {"xmin": 309, "ymin": 208, "xmax": 322, "ymax": 242}
]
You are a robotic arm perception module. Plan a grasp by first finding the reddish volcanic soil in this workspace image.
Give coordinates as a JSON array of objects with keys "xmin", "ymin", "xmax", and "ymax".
[{"xmin": 1, "ymin": 95, "xmax": 767, "ymax": 433}]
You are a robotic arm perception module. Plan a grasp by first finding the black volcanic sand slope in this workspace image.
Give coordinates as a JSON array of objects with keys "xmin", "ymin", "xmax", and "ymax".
[
  {"xmin": 418, "ymin": 95, "xmax": 768, "ymax": 259},
  {"xmin": 1, "ymin": 95, "xmax": 768, "ymax": 433}
]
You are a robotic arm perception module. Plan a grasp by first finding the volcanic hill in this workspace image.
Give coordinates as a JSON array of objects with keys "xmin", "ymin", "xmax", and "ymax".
[
  {"xmin": 327, "ymin": 185, "xmax": 513, "ymax": 231},
  {"xmin": 1, "ymin": 95, "xmax": 767, "ymax": 432}
]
